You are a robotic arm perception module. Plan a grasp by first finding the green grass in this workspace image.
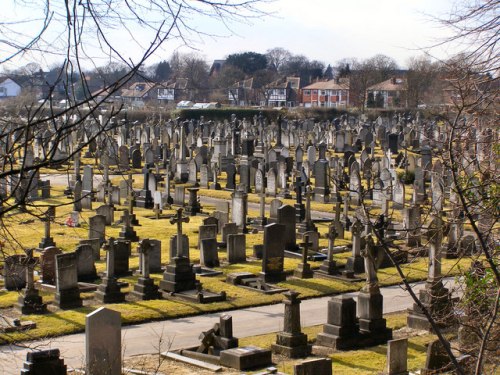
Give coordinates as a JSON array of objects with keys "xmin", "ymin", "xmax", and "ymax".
[
  {"xmin": 0, "ymin": 165, "xmax": 473, "ymax": 345},
  {"xmin": 238, "ymin": 312, "xmax": 436, "ymax": 375}
]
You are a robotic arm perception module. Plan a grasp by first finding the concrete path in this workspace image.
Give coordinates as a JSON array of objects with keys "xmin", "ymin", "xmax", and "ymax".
[{"xmin": 0, "ymin": 278, "xmax": 456, "ymax": 374}]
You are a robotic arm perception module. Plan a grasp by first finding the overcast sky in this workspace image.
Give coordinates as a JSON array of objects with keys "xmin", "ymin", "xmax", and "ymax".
[{"xmin": 2, "ymin": 0, "xmax": 460, "ymax": 71}]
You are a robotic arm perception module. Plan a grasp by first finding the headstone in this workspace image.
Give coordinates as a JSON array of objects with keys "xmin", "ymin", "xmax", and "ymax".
[
  {"xmin": 54, "ymin": 252, "xmax": 83, "ymax": 309},
  {"xmin": 294, "ymin": 358, "xmax": 332, "ymax": 375},
  {"xmin": 88, "ymin": 215, "xmax": 106, "ymax": 244},
  {"xmin": 75, "ymin": 244, "xmax": 97, "ymax": 281},
  {"xmin": 259, "ymin": 223, "xmax": 286, "ymax": 283},
  {"xmin": 21, "ymin": 349, "xmax": 67, "ymax": 375},
  {"xmin": 200, "ymin": 238, "xmax": 219, "ymax": 268},
  {"xmin": 271, "ymin": 291, "xmax": 310, "ymax": 358},
  {"xmin": 39, "ymin": 247, "xmax": 62, "ymax": 284},
  {"xmin": 277, "ymin": 205, "xmax": 297, "ymax": 251},
  {"xmin": 385, "ymin": 338, "xmax": 408, "ymax": 375},
  {"xmin": 86, "ymin": 307, "xmax": 121, "ymax": 375},
  {"xmin": 227, "ymin": 234, "xmax": 246, "ymax": 264}
]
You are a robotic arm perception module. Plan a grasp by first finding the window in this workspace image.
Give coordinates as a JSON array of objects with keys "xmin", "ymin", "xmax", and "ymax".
[
  {"xmin": 303, "ymin": 90, "xmax": 311, "ymax": 96},
  {"xmin": 312, "ymin": 90, "xmax": 318, "ymax": 95},
  {"xmin": 321, "ymin": 90, "xmax": 326, "ymax": 96}
]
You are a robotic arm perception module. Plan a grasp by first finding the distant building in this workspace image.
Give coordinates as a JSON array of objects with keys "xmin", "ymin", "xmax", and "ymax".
[
  {"xmin": 264, "ymin": 76, "xmax": 301, "ymax": 107},
  {"xmin": 0, "ymin": 78, "xmax": 22, "ymax": 98},
  {"xmin": 121, "ymin": 82, "xmax": 157, "ymax": 107},
  {"xmin": 228, "ymin": 78, "xmax": 254, "ymax": 106},
  {"xmin": 366, "ymin": 77, "xmax": 407, "ymax": 108},
  {"xmin": 209, "ymin": 60, "xmax": 226, "ymax": 77},
  {"xmin": 157, "ymin": 78, "xmax": 189, "ymax": 104},
  {"xmin": 301, "ymin": 78, "xmax": 349, "ymax": 108}
]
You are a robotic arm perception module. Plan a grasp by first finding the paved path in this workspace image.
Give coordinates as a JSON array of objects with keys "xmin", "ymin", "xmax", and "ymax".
[{"xmin": 0, "ymin": 279, "xmax": 456, "ymax": 374}]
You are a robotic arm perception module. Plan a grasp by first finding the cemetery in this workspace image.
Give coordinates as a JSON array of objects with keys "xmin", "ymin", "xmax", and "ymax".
[{"xmin": 0, "ymin": 111, "xmax": 496, "ymax": 374}]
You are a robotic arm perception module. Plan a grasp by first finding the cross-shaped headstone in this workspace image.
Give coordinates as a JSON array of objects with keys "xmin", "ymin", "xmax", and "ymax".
[
  {"xmin": 25, "ymin": 249, "xmax": 35, "ymax": 290},
  {"xmin": 138, "ymin": 239, "xmax": 152, "ymax": 278},
  {"xmin": 304, "ymin": 185, "xmax": 312, "ymax": 224},
  {"xmin": 327, "ymin": 223, "xmax": 338, "ymax": 262},
  {"xmin": 170, "ymin": 208, "xmax": 189, "ymax": 258},
  {"xmin": 300, "ymin": 234, "xmax": 312, "ymax": 265},
  {"xmin": 103, "ymin": 237, "xmax": 116, "ymax": 278}
]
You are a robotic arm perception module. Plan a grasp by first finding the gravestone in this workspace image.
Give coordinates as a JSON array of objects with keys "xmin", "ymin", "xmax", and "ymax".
[
  {"xmin": 3, "ymin": 254, "xmax": 27, "ymax": 290},
  {"xmin": 271, "ymin": 291, "xmax": 310, "ymax": 358},
  {"xmin": 20, "ymin": 349, "xmax": 67, "ymax": 375},
  {"xmin": 94, "ymin": 238, "xmax": 126, "ymax": 303},
  {"xmin": 259, "ymin": 223, "xmax": 286, "ymax": 283},
  {"xmin": 227, "ymin": 234, "xmax": 246, "ymax": 264},
  {"xmin": 222, "ymin": 222, "xmax": 238, "ymax": 244},
  {"xmin": 86, "ymin": 307, "xmax": 121, "ymax": 375},
  {"xmin": 54, "ymin": 252, "xmax": 83, "ymax": 309},
  {"xmin": 385, "ymin": 338, "xmax": 408, "ymax": 375},
  {"xmin": 75, "ymin": 244, "xmax": 97, "ymax": 281},
  {"xmin": 200, "ymin": 238, "xmax": 219, "ymax": 268},
  {"xmin": 40, "ymin": 248, "xmax": 63, "ymax": 285},
  {"xmin": 277, "ymin": 205, "xmax": 297, "ymax": 251},
  {"xmin": 88, "ymin": 215, "xmax": 106, "ymax": 244},
  {"xmin": 294, "ymin": 358, "xmax": 332, "ymax": 375},
  {"xmin": 198, "ymin": 224, "xmax": 218, "ymax": 248},
  {"xmin": 132, "ymin": 239, "xmax": 162, "ymax": 300}
]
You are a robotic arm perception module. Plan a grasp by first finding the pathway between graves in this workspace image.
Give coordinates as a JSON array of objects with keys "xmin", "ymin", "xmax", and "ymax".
[{"xmin": 0, "ymin": 278, "xmax": 456, "ymax": 374}]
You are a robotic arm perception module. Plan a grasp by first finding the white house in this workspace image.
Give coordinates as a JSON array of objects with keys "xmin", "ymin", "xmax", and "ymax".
[{"xmin": 0, "ymin": 78, "xmax": 22, "ymax": 98}]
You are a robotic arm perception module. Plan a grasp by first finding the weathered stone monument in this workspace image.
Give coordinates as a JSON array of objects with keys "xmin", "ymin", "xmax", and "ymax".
[
  {"xmin": 271, "ymin": 291, "xmax": 310, "ymax": 358},
  {"xmin": 86, "ymin": 307, "xmax": 121, "ymax": 375}
]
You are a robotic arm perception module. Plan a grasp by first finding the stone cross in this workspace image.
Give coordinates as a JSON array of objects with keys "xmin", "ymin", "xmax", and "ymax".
[
  {"xmin": 170, "ymin": 208, "xmax": 189, "ymax": 258},
  {"xmin": 44, "ymin": 207, "xmax": 55, "ymax": 239},
  {"xmin": 103, "ymin": 237, "xmax": 116, "ymax": 278},
  {"xmin": 304, "ymin": 185, "xmax": 312, "ymax": 225},
  {"xmin": 138, "ymin": 239, "xmax": 151, "ymax": 278},
  {"xmin": 25, "ymin": 249, "xmax": 35, "ymax": 290},
  {"xmin": 259, "ymin": 188, "xmax": 266, "ymax": 219},
  {"xmin": 300, "ymin": 234, "xmax": 312, "ymax": 265},
  {"xmin": 351, "ymin": 218, "xmax": 363, "ymax": 257},
  {"xmin": 327, "ymin": 223, "xmax": 338, "ymax": 263},
  {"xmin": 127, "ymin": 189, "xmax": 135, "ymax": 215},
  {"xmin": 361, "ymin": 235, "xmax": 379, "ymax": 293},
  {"xmin": 427, "ymin": 216, "xmax": 443, "ymax": 282}
]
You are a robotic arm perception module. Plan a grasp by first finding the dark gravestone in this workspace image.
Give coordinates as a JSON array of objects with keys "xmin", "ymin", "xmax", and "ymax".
[
  {"xmin": 227, "ymin": 234, "xmax": 246, "ymax": 264},
  {"xmin": 4, "ymin": 255, "xmax": 27, "ymax": 290},
  {"xmin": 75, "ymin": 244, "xmax": 97, "ymax": 281},
  {"xmin": 21, "ymin": 349, "xmax": 67, "ymax": 375},
  {"xmin": 271, "ymin": 291, "xmax": 310, "ymax": 358},
  {"xmin": 316, "ymin": 295, "xmax": 359, "ymax": 350},
  {"xmin": 259, "ymin": 223, "xmax": 286, "ymax": 283},
  {"xmin": 54, "ymin": 253, "xmax": 83, "ymax": 309},
  {"xmin": 294, "ymin": 358, "xmax": 332, "ymax": 375},
  {"xmin": 277, "ymin": 205, "xmax": 297, "ymax": 251},
  {"xmin": 114, "ymin": 239, "xmax": 132, "ymax": 276},
  {"xmin": 421, "ymin": 340, "xmax": 452, "ymax": 375},
  {"xmin": 200, "ymin": 238, "xmax": 219, "ymax": 268}
]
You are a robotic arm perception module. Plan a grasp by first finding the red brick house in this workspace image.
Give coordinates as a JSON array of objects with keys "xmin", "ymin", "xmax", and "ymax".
[{"xmin": 301, "ymin": 78, "xmax": 350, "ymax": 108}]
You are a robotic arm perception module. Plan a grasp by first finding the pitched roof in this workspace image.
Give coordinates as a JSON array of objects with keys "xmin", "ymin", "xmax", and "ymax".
[
  {"xmin": 367, "ymin": 77, "xmax": 407, "ymax": 91},
  {"xmin": 121, "ymin": 82, "xmax": 156, "ymax": 98},
  {"xmin": 159, "ymin": 78, "xmax": 188, "ymax": 90},
  {"xmin": 303, "ymin": 79, "xmax": 349, "ymax": 90},
  {"xmin": 231, "ymin": 77, "xmax": 254, "ymax": 89},
  {"xmin": 266, "ymin": 76, "xmax": 300, "ymax": 89}
]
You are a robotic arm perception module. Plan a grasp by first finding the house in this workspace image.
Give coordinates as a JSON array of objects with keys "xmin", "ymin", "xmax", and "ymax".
[
  {"xmin": 228, "ymin": 78, "xmax": 254, "ymax": 106},
  {"xmin": 121, "ymin": 82, "xmax": 157, "ymax": 107},
  {"xmin": 301, "ymin": 78, "xmax": 350, "ymax": 108},
  {"xmin": 0, "ymin": 78, "xmax": 22, "ymax": 98},
  {"xmin": 157, "ymin": 78, "xmax": 189, "ymax": 104},
  {"xmin": 366, "ymin": 77, "xmax": 407, "ymax": 108},
  {"xmin": 209, "ymin": 60, "xmax": 226, "ymax": 77},
  {"xmin": 264, "ymin": 76, "xmax": 301, "ymax": 107}
]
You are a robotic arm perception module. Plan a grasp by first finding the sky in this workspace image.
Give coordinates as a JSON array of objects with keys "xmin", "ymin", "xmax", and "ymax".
[{"xmin": 1, "ymin": 0, "xmax": 461, "ymax": 72}]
